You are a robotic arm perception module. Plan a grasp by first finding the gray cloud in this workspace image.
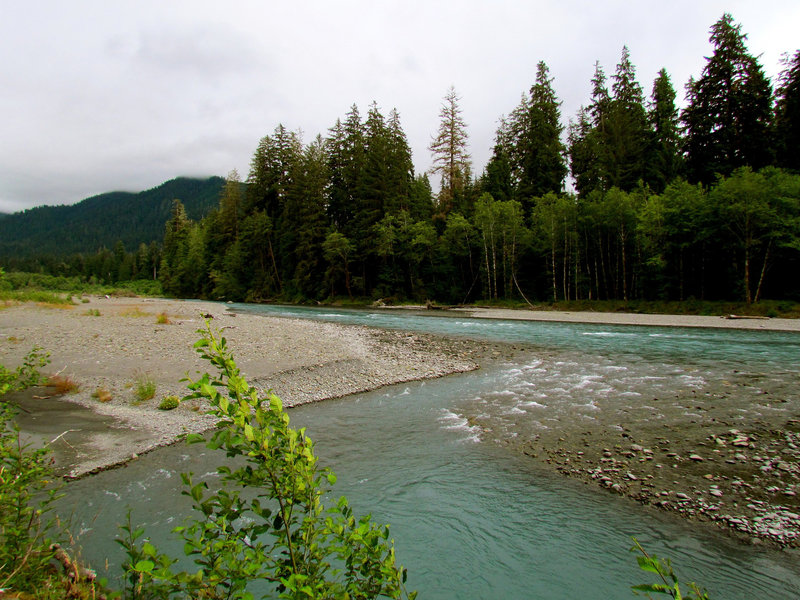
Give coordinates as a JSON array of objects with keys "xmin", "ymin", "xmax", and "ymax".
[{"xmin": 1, "ymin": 0, "xmax": 798, "ymax": 213}]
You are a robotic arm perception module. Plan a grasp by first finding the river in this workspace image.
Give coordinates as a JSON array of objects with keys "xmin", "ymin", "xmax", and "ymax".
[{"xmin": 59, "ymin": 305, "xmax": 800, "ymax": 599}]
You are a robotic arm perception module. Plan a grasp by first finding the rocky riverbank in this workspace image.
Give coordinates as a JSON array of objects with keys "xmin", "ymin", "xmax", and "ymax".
[{"xmin": 498, "ymin": 372, "xmax": 800, "ymax": 550}]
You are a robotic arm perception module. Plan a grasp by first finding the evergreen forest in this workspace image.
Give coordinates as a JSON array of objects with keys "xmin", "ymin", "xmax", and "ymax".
[{"xmin": 4, "ymin": 14, "xmax": 800, "ymax": 306}]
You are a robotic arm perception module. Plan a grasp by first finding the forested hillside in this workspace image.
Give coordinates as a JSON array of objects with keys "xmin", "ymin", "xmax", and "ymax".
[
  {"xmin": 4, "ymin": 14, "xmax": 800, "ymax": 305},
  {"xmin": 0, "ymin": 177, "xmax": 224, "ymax": 258}
]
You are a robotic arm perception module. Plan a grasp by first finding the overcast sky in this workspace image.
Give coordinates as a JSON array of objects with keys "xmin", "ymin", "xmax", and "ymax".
[{"xmin": 1, "ymin": 1, "xmax": 798, "ymax": 214}]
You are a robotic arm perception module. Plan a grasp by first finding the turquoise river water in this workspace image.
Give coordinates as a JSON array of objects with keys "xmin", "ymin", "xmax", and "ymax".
[{"xmin": 58, "ymin": 305, "xmax": 800, "ymax": 599}]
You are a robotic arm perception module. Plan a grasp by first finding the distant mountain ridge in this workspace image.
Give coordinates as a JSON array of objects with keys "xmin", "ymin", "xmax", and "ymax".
[{"xmin": 0, "ymin": 176, "xmax": 225, "ymax": 257}]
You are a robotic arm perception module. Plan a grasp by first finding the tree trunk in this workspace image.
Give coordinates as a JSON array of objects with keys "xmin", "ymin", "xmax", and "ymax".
[
  {"xmin": 620, "ymin": 223, "xmax": 628, "ymax": 302},
  {"xmin": 753, "ymin": 239, "xmax": 772, "ymax": 304},
  {"xmin": 482, "ymin": 233, "xmax": 492, "ymax": 299},
  {"xmin": 562, "ymin": 217, "xmax": 569, "ymax": 302},
  {"xmin": 744, "ymin": 238, "xmax": 752, "ymax": 305},
  {"xmin": 344, "ymin": 260, "xmax": 353, "ymax": 299},
  {"xmin": 491, "ymin": 240, "xmax": 498, "ymax": 300},
  {"xmin": 551, "ymin": 238, "xmax": 557, "ymax": 303},
  {"xmin": 268, "ymin": 236, "xmax": 282, "ymax": 293},
  {"xmin": 598, "ymin": 234, "xmax": 609, "ymax": 300}
]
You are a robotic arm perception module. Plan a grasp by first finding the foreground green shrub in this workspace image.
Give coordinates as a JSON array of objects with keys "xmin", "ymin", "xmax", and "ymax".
[
  {"xmin": 157, "ymin": 395, "xmax": 180, "ymax": 411},
  {"xmin": 0, "ymin": 346, "xmax": 48, "ymax": 397},
  {"xmin": 119, "ymin": 322, "xmax": 415, "ymax": 599},
  {"xmin": 632, "ymin": 538, "xmax": 709, "ymax": 599},
  {"xmin": 0, "ymin": 348, "xmax": 58, "ymax": 592}
]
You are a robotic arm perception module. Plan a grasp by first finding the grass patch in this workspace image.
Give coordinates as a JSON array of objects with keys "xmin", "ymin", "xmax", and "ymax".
[
  {"xmin": 454, "ymin": 298, "xmax": 800, "ymax": 318},
  {"xmin": 0, "ymin": 289, "xmax": 75, "ymax": 307},
  {"xmin": 156, "ymin": 311, "xmax": 171, "ymax": 324},
  {"xmin": 0, "ymin": 270, "xmax": 163, "ymax": 298},
  {"xmin": 91, "ymin": 387, "xmax": 113, "ymax": 403},
  {"xmin": 46, "ymin": 374, "xmax": 79, "ymax": 395},
  {"xmin": 131, "ymin": 372, "xmax": 156, "ymax": 404},
  {"xmin": 84, "ymin": 308, "xmax": 101, "ymax": 316},
  {"xmin": 120, "ymin": 307, "xmax": 150, "ymax": 318}
]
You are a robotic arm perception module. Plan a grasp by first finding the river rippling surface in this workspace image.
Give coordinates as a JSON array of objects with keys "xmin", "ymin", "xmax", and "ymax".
[{"xmin": 60, "ymin": 306, "xmax": 800, "ymax": 599}]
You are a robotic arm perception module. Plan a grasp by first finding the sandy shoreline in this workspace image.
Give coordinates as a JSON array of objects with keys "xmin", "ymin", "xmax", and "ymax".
[
  {"xmin": 395, "ymin": 304, "xmax": 800, "ymax": 332},
  {"xmin": 2, "ymin": 297, "xmax": 798, "ymax": 549}
]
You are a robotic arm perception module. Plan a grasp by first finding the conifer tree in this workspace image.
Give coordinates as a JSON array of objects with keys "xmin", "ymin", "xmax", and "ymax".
[
  {"xmin": 682, "ymin": 13, "xmax": 774, "ymax": 184},
  {"xmin": 246, "ymin": 125, "xmax": 302, "ymax": 219},
  {"xmin": 775, "ymin": 49, "xmax": 800, "ymax": 172},
  {"xmin": 326, "ymin": 106, "xmax": 365, "ymax": 234},
  {"xmin": 648, "ymin": 69, "xmax": 683, "ymax": 191},
  {"xmin": 160, "ymin": 199, "xmax": 190, "ymax": 296},
  {"xmin": 567, "ymin": 107, "xmax": 600, "ymax": 198},
  {"xmin": 429, "ymin": 86, "xmax": 471, "ymax": 215},
  {"xmin": 290, "ymin": 136, "xmax": 330, "ymax": 298},
  {"xmin": 606, "ymin": 46, "xmax": 651, "ymax": 191},
  {"xmin": 384, "ymin": 108, "xmax": 415, "ymax": 216},
  {"xmin": 408, "ymin": 173, "xmax": 434, "ymax": 221},
  {"xmin": 243, "ymin": 125, "xmax": 302, "ymax": 297},
  {"xmin": 218, "ymin": 169, "xmax": 242, "ymax": 242},
  {"xmin": 507, "ymin": 61, "xmax": 567, "ymax": 203},
  {"xmin": 589, "ymin": 61, "xmax": 612, "ymax": 140},
  {"xmin": 481, "ymin": 141, "xmax": 514, "ymax": 204},
  {"xmin": 569, "ymin": 63, "xmax": 611, "ymax": 196}
]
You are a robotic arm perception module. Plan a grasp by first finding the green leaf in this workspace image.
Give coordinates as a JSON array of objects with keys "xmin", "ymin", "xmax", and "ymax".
[
  {"xmin": 134, "ymin": 559, "xmax": 155, "ymax": 573},
  {"xmin": 142, "ymin": 541, "xmax": 157, "ymax": 556},
  {"xmin": 637, "ymin": 555, "xmax": 662, "ymax": 574},
  {"xmin": 185, "ymin": 433, "xmax": 205, "ymax": 444}
]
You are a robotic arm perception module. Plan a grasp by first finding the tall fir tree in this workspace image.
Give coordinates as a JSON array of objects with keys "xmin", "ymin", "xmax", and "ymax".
[
  {"xmin": 242, "ymin": 124, "xmax": 302, "ymax": 296},
  {"xmin": 326, "ymin": 105, "xmax": 365, "ymax": 235},
  {"xmin": 384, "ymin": 108, "xmax": 415, "ymax": 216},
  {"xmin": 481, "ymin": 140, "xmax": 514, "ymax": 204},
  {"xmin": 606, "ymin": 46, "xmax": 652, "ymax": 191},
  {"xmin": 408, "ymin": 173, "xmax": 434, "ymax": 221},
  {"xmin": 567, "ymin": 107, "xmax": 599, "ymax": 198},
  {"xmin": 506, "ymin": 61, "xmax": 567, "ymax": 204},
  {"xmin": 429, "ymin": 86, "xmax": 471, "ymax": 215},
  {"xmin": 358, "ymin": 103, "xmax": 391, "ymax": 247},
  {"xmin": 246, "ymin": 124, "xmax": 302, "ymax": 219},
  {"xmin": 682, "ymin": 13, "xmax": 774, "ymax": 185},
  {"xmin": 647, "ymin": 69, "xmax": 683, "ymax": 191},
  {"xmin": 775, "ymin": 50, "xmax": 800, "ymax": 172},
  {"xmin": 159, "ymin": 199, "xmax": 190, "ymax": 296},
  {"xmin": 568, "ymin": 62, "xmax": 612, "ymax": 196},
  {"xmin": 218, "ymin": 169, "xmax": 242, "ymax": 242},
  {"xmin": 290, "ymin": 135, "xmax": 330, "ymax": 298}
]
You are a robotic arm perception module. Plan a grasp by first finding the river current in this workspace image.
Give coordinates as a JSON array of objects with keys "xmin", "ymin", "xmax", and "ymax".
[{"xmin": 59, "ymin": 305, "xmax": 800, "ymax": 599}]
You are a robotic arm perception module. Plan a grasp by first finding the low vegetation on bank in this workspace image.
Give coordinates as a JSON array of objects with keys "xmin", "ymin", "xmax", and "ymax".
[
  {"xmin": 0, "ymin": 270, "xmax": 162, "ymax": 307},
  {"xmin": 2, "ymin": 267, "xmax": 799, "ymax": 319}
]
